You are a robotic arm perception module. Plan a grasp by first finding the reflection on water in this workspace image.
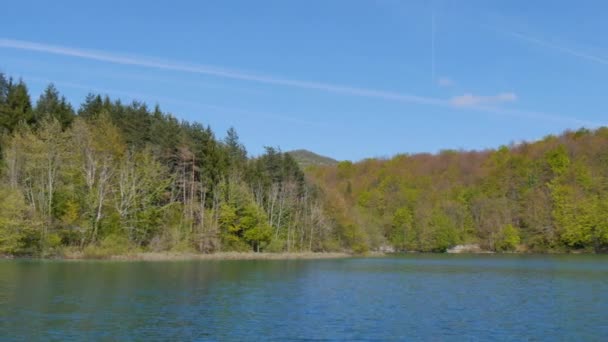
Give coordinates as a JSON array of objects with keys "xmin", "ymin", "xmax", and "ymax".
[{"xmin": 1, "ymin": 255, "xmax": 607, "ymax": 340}]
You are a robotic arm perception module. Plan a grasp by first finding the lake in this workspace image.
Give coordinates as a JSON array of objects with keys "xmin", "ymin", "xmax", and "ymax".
[{"xmin": 1, "ymin": 255, "xmax": 607, "ymax": 341}]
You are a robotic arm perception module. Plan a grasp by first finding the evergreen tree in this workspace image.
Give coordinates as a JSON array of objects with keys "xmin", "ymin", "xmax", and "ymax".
[
  {"xmin": 34, "ymin": 84, "xmax": 75, "ymax": 128},
  {"xmin": 0, "ymin": 80, "xmax": 32, "ymax": 134},
  {"xmin": 78, "ymin": 93, "xmax": 104, "ymax": 118},
  {"xmin": 0, "ymin": 73, "xmax": 9, "ymax": 104},
  {"xmin": 224, "ymin": 127, "xmax": 247, "ymax": 173}
]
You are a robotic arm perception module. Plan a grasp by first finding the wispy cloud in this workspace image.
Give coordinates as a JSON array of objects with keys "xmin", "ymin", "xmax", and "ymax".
[
  {"xmin": 451, "ymin": 92, "xmax": 517, "ymax": 107},
  {"xmin": 0, "ymin": 38, "xmax": 600, "ymax": 127},
  {"xmin": 437, "ymin": 77, "xmax": 454, "ymax": 87},
  {"xmin": 490, "ymin": 28, "xmax": 608, "ymax": 66},
  {"xmin": 0, "ymin": 38, "xmax": 446, "ymax": 107}
]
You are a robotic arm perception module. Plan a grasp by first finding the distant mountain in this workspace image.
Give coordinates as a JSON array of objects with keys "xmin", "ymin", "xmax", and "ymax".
[{"xmin": 287, "ymin": 149, "xmax": 339, "ymax": 168}]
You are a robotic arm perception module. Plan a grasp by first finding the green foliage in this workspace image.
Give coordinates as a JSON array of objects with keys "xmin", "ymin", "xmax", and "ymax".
[
  {"xmin": 287, "ymin": 149, "xmax": 338, "ymax": 168},
  {"xmin": 0, "ymin": 79, "xmax": 32, "ymax": 134},
  {"xmin": 224, "ymin": 126, "xmax": 247, "ymax": 172},
  {"xmin": 0, "ymin": 73, "xmax": 331, "ymax": 257},
  {"xmin": 308, "ymin": 126, "xmax": 608, "ymax": 253},
  {"xmin": 83, "ymin": 234, "xmax": 134, "ymax": 258},
  {"xmin": 34, "ymin": 84, "xmax": 75, "ymax": 128},
  {"xmin": 546, "ymin": 145, "xmax": 570, "ymax": 177},
  {"xmin": 552, "ymin": 185, "xmax": 608, "ymax": 251},
  {"xmin": 495, "ymin": 224, "xmax": 521, "ymax": 251},
  {"xmin": 265, "ymin": 238, "xmax": 286, "ymax": 253},
  {"xmin": 337, "ymin": 161, "xmax": 354, "ymax": 179},
  {"xmin": 428, "ymin": 208, "xmax": 459, "ymax": 252},
  {"xmin": 0, "ymin": 187, "xmax": 31, "ymax": 254},
  {"xmin": 389, "ymin": 207, "xmax": 414, "ymax": 250},
  {"xmin": 219, "ymin": 197, "xmax": 272, "ymax": 252},
  {"xmin": 219, "ymin": 203, "xmax": 240, "ymax": 234},
  {"xmin": 0, "ymin": 73, "xmax": 9, "ymax": 104},
  {"xmin": 342, "ymin": 223, "xmax": 369, "ymax": 254},
  {"xmin": 3, "ymin": 71, "xmax": 608, "ymax": 257}
]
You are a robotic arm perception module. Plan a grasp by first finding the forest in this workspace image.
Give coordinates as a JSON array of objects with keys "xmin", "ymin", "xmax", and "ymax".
[
  {"xmin": 309, "ymin": 128, "xmax": 608, "ymax": 253},
  {"xmin": 1, "ymin": 72, "xmax": 607, "ymax": 257},
  {"xmin": 0, "ymin": 73, "xmax": 334, "ymax": 257}
]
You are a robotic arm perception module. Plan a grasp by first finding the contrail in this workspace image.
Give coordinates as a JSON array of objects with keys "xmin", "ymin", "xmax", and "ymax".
[
  {"xmin": 0, "ymin": 38, "xmax": 446, "ymax": 107},
  {"xmin": 491, "ymin": 28, "xmax": 608, "ymax": 66},
  {"xmin": 0, "ymin": 38, "xmax": 600, "ymax": 127}
]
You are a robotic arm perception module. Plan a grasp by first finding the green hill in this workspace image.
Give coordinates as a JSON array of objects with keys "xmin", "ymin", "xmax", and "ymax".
[{"xmin": 287, "ymin": 150, "xmax": 339, "ymax": 168}]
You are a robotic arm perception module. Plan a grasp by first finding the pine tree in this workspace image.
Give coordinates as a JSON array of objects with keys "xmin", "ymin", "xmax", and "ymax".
[
  {"xmin": 224, "ymin": 127, "xmax": 247, "ymax": 173},
  {"xmin": 0, "ymin": 80, "xmax": 32, "ymax": 134},
  {"xmin": 34, "ymin": 84, "xmax": 75, "ymax": 128}
]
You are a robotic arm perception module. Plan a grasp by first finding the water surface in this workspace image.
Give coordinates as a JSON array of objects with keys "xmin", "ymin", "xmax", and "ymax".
[{"xmin": 1, "ymin": 255, "xmax": 607, "ymax": 341}]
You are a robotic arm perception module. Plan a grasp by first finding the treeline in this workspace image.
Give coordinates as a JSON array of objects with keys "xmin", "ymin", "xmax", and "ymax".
[
  {"xmin": 2, "ymin": 72, "xmax": 606, "ymax": 256},
  {"xmin": 0, "ymin": 73, "xmax": 335, "ymax": 257},
  {"xmin": 309, "ymin": 128, "xmax": 608, "ymax": 253}
]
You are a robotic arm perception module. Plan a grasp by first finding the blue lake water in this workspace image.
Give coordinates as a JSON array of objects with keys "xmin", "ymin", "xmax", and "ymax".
[{"xmin": 1, "ymin": 255, "xmax": 607, "ymax": 341}]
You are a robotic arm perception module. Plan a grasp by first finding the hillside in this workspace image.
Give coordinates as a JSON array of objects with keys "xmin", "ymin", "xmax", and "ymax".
[
  {"xmin": 307, "ymin": 128, "xmax": 608, "ymax": 253},
  {"xmin": 287, "ymin": 149, "xmax": 338, "ymax": 168}
]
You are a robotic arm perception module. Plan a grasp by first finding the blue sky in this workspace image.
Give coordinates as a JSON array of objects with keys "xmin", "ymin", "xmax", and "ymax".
[{"xmin": 1, "ymin": 0, "xmax": 607, "ymax": 161}]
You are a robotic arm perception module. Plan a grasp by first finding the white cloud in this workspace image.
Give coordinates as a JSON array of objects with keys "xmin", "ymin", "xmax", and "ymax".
[
  {"xmin": 437, "ymin": 77, "xmax": 454, "ymax": 87},
  {"xmin": 451, "ymin": 92, "xmax": 517, "ymax": 107}
]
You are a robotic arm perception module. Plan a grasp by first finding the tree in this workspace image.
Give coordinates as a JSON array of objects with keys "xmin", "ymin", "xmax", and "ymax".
[
  {"xmin": 520, "ymin": 187, "xmax": 555, "ymax": 250},
  {"xmin": 0, "ymin": 80, "xmax": 32, "ymax": 134},
  {"xmin": 0, "ymin": 186, "xmax": 33, "ymax": 255},
  {"xmin": 241, "ymin": 204, "xmax": 272, "ymax": 252},
  {"xmin": 68, "ymin": 114, "xmax": 124, "ymax": 244},
  {"xmin": 224, "ymin": 127, "xmax": 247, "ymax": 173},
  {"xmin": 5, "ymin": 70, "xmax": 608, "ymax": 257},
  {"xmin": 78, "ymin": 93, "xmax": 104, "ymax": 118},
  {"xmin": 34, "ymin": 84, "xmax": 75, "ymax": 128},
  {"xmin": 495, "ymin": 224, "xmax": 521, "ymax": 251},
  {"xmin": 428, "ymin": 207, "xmax": 459, "ymax": 252},
  {"xmin": 390, "ymin": 206, "xmax": 414, "ymax": 250},
  {"xmin": 218, "ymin": 202, "xmax": 248, "ymax": 251},
  {"xmin": 115, "ymin": 148, "xmax": 170, "ymax": 245},
  {"xmin": 2, "ymin": 118, "xmax": 66, "ymax": 254},
  {"xmin": 0, "ymin": 73, "xmax": 9, "ymax": 104},
  {"xmin": 0, "ymin": 73, "xmax": 332, "ymax": 256}
]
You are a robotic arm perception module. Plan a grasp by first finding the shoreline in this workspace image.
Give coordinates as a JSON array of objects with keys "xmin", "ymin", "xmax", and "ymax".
[
  {"xmin": 1, "ymin": 249, "xmax": 602, "ymax": 261},
  {"xmin": 62, "ymin": 251, "xmax": 357, "ymax": 261}
]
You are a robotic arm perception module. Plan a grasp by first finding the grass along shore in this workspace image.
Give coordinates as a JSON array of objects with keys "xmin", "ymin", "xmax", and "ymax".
[
  {"xmin": 2, "ymin": 248, "xmax": 602, "ymax": 261},
  {"xmin": 60, "ymin": 251, "xmax": 355, "ymax": 261}
]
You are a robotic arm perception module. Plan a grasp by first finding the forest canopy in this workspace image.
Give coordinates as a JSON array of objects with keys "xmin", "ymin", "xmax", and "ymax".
[
  {"xmin": 0, "ymin": 73, "xmax": 333, "ymax": 257},
  {"xmin": 308, "ymin": 128, "xmax": 608, "ymax": 253},
  {"xmin": 1, "ymin": 71, "xmax": 607, "ymax": 257}
]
